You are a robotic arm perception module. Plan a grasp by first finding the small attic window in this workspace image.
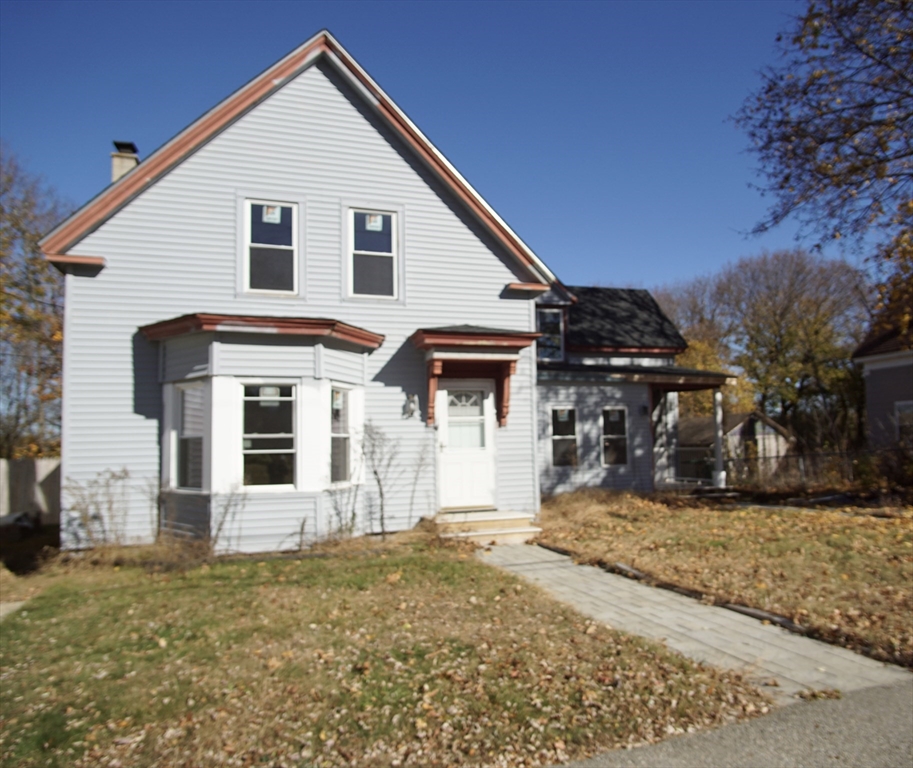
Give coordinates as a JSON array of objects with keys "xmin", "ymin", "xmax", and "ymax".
[{"xmin": 537, "ymin": 308, "xmax": 564, "ymax": 361}]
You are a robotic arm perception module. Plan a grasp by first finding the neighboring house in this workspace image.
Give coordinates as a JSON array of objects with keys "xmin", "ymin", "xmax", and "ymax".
[
  {"xmin": 41, "ymin": 31, "xmax": 730, "ymax": 552},
  {"xmin": 678, "ymin": 411, "xmax": 793, "ymax": 483},
  {"xmin": 533, "ymin": 287, "xmax": 730, "ymax": 494},
  {"xmin": 852, "ymin": 320, "xmax": 913, "ymax": 449}
]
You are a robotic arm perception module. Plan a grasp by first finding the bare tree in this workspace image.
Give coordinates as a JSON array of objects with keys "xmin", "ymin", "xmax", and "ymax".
[
  {"xmin": 363, "ymin": 422, "xmax": 402, "ymax": 539},
  {"xmin": 0, "ymin": 144, "xmax": 70, "ymax": 457}
]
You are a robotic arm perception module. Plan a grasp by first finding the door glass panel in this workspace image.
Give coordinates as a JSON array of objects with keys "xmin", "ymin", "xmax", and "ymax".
[
  {"xmin": 449, "ymin": 420, "xmax": 484, "ymax": 448},
  {"xmin": 448, "ymin": 391, "xmax": 482, "ymax": 417},
  {"xmin": 447, "ymin": 390, "xmax": 484, "ymax": 448}
]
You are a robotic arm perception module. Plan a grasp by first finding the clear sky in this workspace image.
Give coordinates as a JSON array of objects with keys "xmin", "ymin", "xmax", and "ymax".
[{"xmin": 0, "ymin": 0, "xmax": 843, "ymax": 289}]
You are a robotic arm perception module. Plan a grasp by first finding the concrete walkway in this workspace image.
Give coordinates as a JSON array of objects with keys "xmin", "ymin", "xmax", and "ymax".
[
  {"xmin": 0, "ymin": 601, "xmax": 25, "ymax": 621},
  {"xmin": 480, "ymin": 545, "xmax": 909, "ymax": 705}
]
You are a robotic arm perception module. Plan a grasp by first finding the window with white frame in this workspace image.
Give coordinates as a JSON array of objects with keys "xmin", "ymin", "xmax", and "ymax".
[
  {"xmin": 551, "ymin": 407, "xmax": 577, "ymax": 466},
  {"xmin": 245, "ymin": 200, "xmax": 297, "ymax": 293},
  {"xmin": 177, "ymin": 383, "xmax": 205, "ymax": 490},
  {"xmin": 331, "ymin": 388, "xmax": 350, "ymax": 482},
  {"xmin": 602, "ymin": 407, "xmax": 628, "ymax": 465},
  {"xmin": 350, "ymin": 210, "xmax": 396, "ymax": 297},
  {"xmin": 537, "ymin": 308, "xmax": 564, "ymax": 361},
  {"xmin": 242, "ymin": 384, "xmax": 295, "ymax": 486}
]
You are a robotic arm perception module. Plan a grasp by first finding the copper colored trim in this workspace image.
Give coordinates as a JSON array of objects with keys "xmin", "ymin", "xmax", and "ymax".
[
  {"xmin": 41, "ymin": 32, "xmax": 553, "ymax": 287},
  {"xmin": 46, "ymin": 254, "xmax": 106, "ymax": 268},
  {"xmin": 423, "ymin": 358, "xmax": 518, "ymax": 427},
  {"xmin": 139, "ymin": 313, "xmax": 384, "ymax": 349},
  {"xmin": 567, "ymin": 345, "xmax": 685, "ymax": 355},
  {"xmin": 506, "ymin": 282, "xmax": 550, "ymax": 293},
  {"xmin": 411, "ymin": 329, "xmax": 539, "ymax": 350}
]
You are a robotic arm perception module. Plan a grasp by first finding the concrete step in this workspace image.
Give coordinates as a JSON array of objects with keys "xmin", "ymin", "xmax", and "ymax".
[
  {"xmin": 441, "ymin": 526, "xmax": 542, "ymax": 546},
  {"xmin": 436, "ymin": 510, "xmax": 536, "ymax": 533}
]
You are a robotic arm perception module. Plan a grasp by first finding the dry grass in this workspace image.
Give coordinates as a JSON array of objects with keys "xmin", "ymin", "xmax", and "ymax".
[
  {"xmin": 538, "ymin": 490, "xmax": 913, "ymax": 666},
  {"xmin": 0, "ymin": 535, "xmax": 768, "ymax": 767}
]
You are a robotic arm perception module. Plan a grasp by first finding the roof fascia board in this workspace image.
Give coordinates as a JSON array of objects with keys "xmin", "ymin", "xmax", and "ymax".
[
  {"xmin": 319, "ymin": 32, "xmax": 555, "ymax": 285},
  {"xmin": 41, "ymin": 30, "xmax": 556, "ymax": 287},
  {"xmin": 41, "ymin": 32, "xmax": 330, "ymax": 256}
]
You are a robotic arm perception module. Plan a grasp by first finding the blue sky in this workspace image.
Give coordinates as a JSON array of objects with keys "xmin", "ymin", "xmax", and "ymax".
[{"xmin": 0, "ymin": 0, "xmax": 841, "ymax": 288}]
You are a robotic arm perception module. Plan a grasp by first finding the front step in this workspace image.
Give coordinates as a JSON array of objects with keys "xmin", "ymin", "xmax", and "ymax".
[{"xmin": 435, "ymin": 510, "xmax": 541, "ymax": 545}]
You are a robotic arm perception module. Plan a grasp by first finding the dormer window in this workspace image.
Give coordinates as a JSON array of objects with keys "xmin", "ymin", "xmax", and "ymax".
[{"xmin": 537, "ymin": 308, "xmax": 564, "ymax": 361}]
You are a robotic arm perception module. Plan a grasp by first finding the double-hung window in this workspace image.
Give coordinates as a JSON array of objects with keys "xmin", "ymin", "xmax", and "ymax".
[
  {"xmin": 331, "ymin": 388, "xmax": 350, "ymax": 482},
  {"xmin": 177, "ymin": 383, "xmax": 205, "ymax": 490},
  {"xmin": 243, "ymin": 385, "xmax": 295, "ymax": 486},
  {"xmin": 245, "ymin": 200, "xmax": 297, "ymax": 293},
  {"xmin": 602, "ymin": 407, "xmax": 628, "ymax": 465},
  {"xmin": 350, "ymin": 210, "xmax": 396, "ymax": 298},
  {"xmin": 537, "ymin": 308, "xmax": 564, "ymax": 361},
  {"xmin": 551, "ymin": 407, "xmax": 577, "ymax": 466}
]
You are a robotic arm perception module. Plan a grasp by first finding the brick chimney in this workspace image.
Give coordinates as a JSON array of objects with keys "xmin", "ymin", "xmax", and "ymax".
[{"xmin": 111, "ymin": 141, "xmax": 139, "ymax": 182}]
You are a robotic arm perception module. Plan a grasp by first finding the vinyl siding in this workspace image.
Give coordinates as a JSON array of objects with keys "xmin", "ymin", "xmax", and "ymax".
[
  {"xmin": 864, "ymin": 359, "xmax": 913, "ymax": 448},
  {"xmin": 538, "ymin": 382, "xmax": 654, "ymax": 494},
  {"xmin": 163, "ymin": 334, "xmax": 211, "ymax": 382},
  {"xmin": 61, "ymin": 59, "xmax": 538, "ymax": 550}
]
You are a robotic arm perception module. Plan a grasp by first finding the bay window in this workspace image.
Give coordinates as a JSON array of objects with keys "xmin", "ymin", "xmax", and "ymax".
[{"xmin": 243, "ymin": 384, "xmax": 295, "ymax": 486}]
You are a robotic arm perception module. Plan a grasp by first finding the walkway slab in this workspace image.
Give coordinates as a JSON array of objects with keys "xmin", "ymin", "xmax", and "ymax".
[{"xmin": 480, "ymin": 545, "xmax": 910, "ymax": 705}]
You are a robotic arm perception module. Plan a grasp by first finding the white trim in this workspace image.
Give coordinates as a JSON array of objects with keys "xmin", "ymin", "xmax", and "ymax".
[
  {"xmin": 600, "ymin": 405, "xmax": 630, "ymax": 468},
  {"xmin": 426, "ymin": 350, "xmax": 521, "ymax": 362},
  {"xmin": 859, "ymin": 349, "xmax": 913, "ymax": 372}
]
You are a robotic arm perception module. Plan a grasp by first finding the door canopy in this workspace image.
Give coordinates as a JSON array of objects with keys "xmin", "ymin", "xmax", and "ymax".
[{"xmin": 410, "ymin": 326, "xmax": 539, "ymax": 426}]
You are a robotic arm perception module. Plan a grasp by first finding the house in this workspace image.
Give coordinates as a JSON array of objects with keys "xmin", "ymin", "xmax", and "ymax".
[
  {"xmin": 852, "ymin": 320, "xmax": 913, "ymax": 449},
  {"xmin": 678, "ymin": 411, "xmax": 793, "ymax": 483},
  {"xmin": 41, "ymin": 31, "xmax": 731, "ymax": 552}
]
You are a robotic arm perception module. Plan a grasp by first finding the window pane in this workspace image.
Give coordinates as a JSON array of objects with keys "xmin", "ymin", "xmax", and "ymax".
[
  {"xmin": 352, "ymin": 253, "xmax": 394, "ymax": 296},
  {"xmin": 244, "ymin": 453, "xmax": 294, "ymax": 486},
  {"xmin": 179, "ymin": 436, "xmax": 203, "ymax": 489},
  {"xmin": 538, "ymin": 335, "xmax": 562, "ymax": 361},
  {"xmin": 331, "ymin": 436, "xmax": 349, "ymax": 482},
  {"xmin": 603, "ymin": 437, "xmax": 628, "ymax": 465},
  {"xmin": 354, "ymin": 212, "xmax": 392, "ymax": 252},
  {"xmin": 448, "ymin": 391, "xmax": 482, "ymax": 417},
  {"xmin": 331, "ymin": 389, "xmax": 348, "ymax": 434},
  {"xmin": 249, "ymin": 247, "xmax": 294, "ymax": 291},
  {"xmin": 243, "ymin": 437, "xmax": 294, "ymax": 451},
  {"xmin": 553, "ymin": 437, "xmax": 577, "ymax": 466},
  {"xmin": 552, "ymin": 408, "xmax": 576, "ymax": 437},
  {"xmin": 450, "ymin": 420, "xmax": 484, "ymax": 448},
  {"xmin": 244, "ymin": 399, "xmax": 293, "ymax": 435},
  {"xmin": 250, "ymin": 204, "xmax": 293, "ymax": 246},
  {"xmin": 603, "ymin": 409, "xmax": 626, "ymax": 436},
  {"xmin": 537, "ymin": 310, "xmax": 562, "ymax": 335},
  {"xmin": 244, "ymin": 385, "xmax": 292, "ymax": 398},
  {"xmin": 181, "ymin": 386, "xmax": 205, "ymax": 437}
]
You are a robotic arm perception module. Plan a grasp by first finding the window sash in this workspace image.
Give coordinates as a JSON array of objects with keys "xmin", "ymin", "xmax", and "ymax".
[
  {"xmin": 331, "ymin": 388, "xmax": 350, "ymax": 482},
  {"xmin": 537, "ymin": 309, "xmax": 564, "ymax": 361},
  {"xmin": 177, "ymin": 385, "xmax": 205, "ymax": 490},
  {"xmin": 551, "ymin": 407, "xmax": 577, "ymax": 466},
  {"xmin": 350, "ymin": 209, "xmax": 397, "ymax": 298},
  {"xmin": 602, "ymin": 408, "xmax": 628, "ymax": 466},
  {"xmin": 246, "ymin": 200, "xmax": 297, "ymax": 293},
  {"xmin": 242, "ymin": 383, "xmax": 296, "ymax": 487}
]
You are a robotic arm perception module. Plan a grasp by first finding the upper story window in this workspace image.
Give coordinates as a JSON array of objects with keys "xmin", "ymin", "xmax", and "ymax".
[
  {"xmin": 246, "ymin": 200, "xmax": 297, "ymax": 293},
  {"xmin": 602, "ymin": 407, "xmax": 628, "ymax": 466},
  {"xmin": 537, "ymin": 308, "xmax": 564, "ymax": 361},
  {"xmin": 350, "ymin": 210, "xmax": 396, "ymax": 298},
  {"xmin": 243, "ymin": 384, "xmax": 295, "ymax": 486}
]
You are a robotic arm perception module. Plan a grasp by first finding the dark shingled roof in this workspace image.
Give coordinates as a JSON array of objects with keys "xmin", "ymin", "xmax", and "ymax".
[
  {"xmin": 564, "ymin": 286, "xmax": 687, "ymax": 351},
  {"xmin": 852, "ymin": 321, "xmax": 912, "ymax": 359}
]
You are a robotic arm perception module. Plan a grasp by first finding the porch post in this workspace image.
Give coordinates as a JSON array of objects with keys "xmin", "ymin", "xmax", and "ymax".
[{"xmin": 712, "ymin": 388, "xmax": 726, "ymax": 488}]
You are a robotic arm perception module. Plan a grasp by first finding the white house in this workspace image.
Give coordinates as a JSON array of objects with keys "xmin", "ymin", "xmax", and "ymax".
[{"xmin": 42, "ymin": 31, "xmax": 729, "ymax": 551}]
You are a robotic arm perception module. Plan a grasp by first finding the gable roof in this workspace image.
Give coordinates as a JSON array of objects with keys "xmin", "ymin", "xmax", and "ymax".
[
  {"xmin": 678, "ymin": 411, "xmax": 792, "ymax": 448},
  {"xmin": 563, "ymin": 286, "xmax": 687, "ymax": 352},
  {"xmin": 852, "ymin": 320, "xmax": 912, "ymax": 359},
  {"xmin": 40, "ymin": 30, "xmax": 556, "ymax": 285}
]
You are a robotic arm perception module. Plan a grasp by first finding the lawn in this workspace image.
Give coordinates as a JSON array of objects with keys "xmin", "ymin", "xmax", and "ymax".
[
  {"xmin": 537, "ymin": 490, "xmax": 913, "ymax": 667},
  {"xmin": 0, "ymin": 535, "xmax": 767, "ymax": 768}
]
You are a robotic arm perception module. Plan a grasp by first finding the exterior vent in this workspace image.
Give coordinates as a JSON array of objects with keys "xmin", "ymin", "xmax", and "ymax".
[{"xmin": 111, "ymin": 141, "xmax": 139, "ymax": 182}]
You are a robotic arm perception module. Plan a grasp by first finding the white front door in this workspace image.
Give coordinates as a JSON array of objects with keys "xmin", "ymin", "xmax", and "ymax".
[{"xmin": 437, "ymin": 380, "xmax": 496, "ymax": 509}]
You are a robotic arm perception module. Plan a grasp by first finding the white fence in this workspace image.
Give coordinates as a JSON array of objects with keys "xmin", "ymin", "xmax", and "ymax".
[{"xmin": 0, "ymin": 458, "xmax": 61, "ymax": 524}]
